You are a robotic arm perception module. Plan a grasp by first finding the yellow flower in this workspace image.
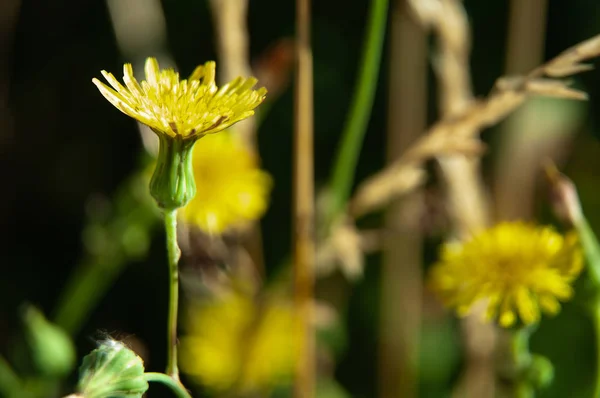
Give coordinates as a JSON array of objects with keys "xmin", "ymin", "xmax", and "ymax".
[
  {"xmin": 92, "ymin": 57, "xmax": 267, "ymax": 139},
  {"xmin": 92, "ymin": 57, "xmax": 267, "ymax": 209},
  {"xmin": 428, "ymin": 222, "xmax": 583, "ymax": 327},
  {"xmin": 179, "ymin": 132, "xmax": 272, "ymax": 234},
  {"xmin": 179, "ymin": 291, "xmax": 296, "ymax": 393}
]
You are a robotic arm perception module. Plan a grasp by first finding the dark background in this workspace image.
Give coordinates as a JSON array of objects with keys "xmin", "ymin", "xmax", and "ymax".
[{"xmin": 2, "ymin": 0, "xmax": 600, "ymax": 397}]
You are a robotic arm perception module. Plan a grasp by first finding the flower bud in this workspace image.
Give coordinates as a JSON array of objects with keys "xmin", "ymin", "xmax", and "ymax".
[
  {"xmin": 22, "ymin": 306, "xmax": 76, "ymax": 377},
  {"xmin": 77, "ymin": 339, "xmax": 148, "ymax": 398},
  {"xmin": 149, "ymin": 135, "xmax": 197, "ymax": 210}
]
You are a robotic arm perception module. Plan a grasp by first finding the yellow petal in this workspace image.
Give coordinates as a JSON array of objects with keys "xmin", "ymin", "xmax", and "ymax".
[
  {"xmin": 100, "ymin": 70, "xmax": 128, "ymax": 93},
  {"xmin": 144, "ymin": 57, "xmax": 160, "ymax": 87},
  {"xmin": 92, "ymin": 79, "xmax": 138, "ymax": 116},
  {"xmin": 123, "ymin": 63, "xmax": 144, "ymax": 98},
  {"xmin": 515, "ymin": 288, "xmax": 539, "ymax": 325},
  {"xmin": 538, "ymin": 294, "xmax": 561, "ymax": 315}
]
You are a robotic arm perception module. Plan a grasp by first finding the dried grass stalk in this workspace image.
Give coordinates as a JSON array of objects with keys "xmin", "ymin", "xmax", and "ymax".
[
  {"xmin": 351, "ymin": 33, "xmax": 600, "ymax": 218},
  {"xmin": 209, "ymin": 0, "xmax": 256, "ymax": 149},
  {"xmin": 293, "ymin": 0, "xmax": 316, "ymax": 396}
]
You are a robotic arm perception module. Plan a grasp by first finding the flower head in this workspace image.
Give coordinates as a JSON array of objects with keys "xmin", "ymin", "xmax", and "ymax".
[
  {"xmin": 92, "ymin": 57, "xmax": 267, "ymax": 140},
  {"xmin": 428, "ymin": 222, "xmax": 583, "ymax": 327},
  {"xmin": 180, "ymin": 290, "xmax": 296, "ymax": 393},
  {"xmin": 93, "ymin": 57, "xmax": 267, "ymax": 210},
  {"xmin": 179, "ymin": 132, "xmax": 272, "ymax": 234}
]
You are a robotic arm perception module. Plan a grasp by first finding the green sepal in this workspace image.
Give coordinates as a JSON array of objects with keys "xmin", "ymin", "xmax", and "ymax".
[
  {"xmin": 22, "ymin": 306, "xmax": 76, "ymax": 378},
  {"xmin": 77, "ymin": 339, "xmax": 148, "ymax": 398},
  {"xmin": 149, "ymin": 134, "xmax": 197, "ymax": 210}
]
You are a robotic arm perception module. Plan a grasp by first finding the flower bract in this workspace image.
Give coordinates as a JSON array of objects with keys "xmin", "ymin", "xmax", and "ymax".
[
  {"xmin": 77, "ymin": 339, "xmax": 148, "ymax": 398},
  {"xmin": 428, "ymin": 222, "xmax": 583, "ymax": 327}
]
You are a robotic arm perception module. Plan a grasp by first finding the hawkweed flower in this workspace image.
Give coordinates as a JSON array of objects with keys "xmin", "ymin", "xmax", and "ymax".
[
  {"xmin": 429, "ymin": 222, "xmax": 583, "ymax": 327},
  {"xmin": 93, "ymin": 57, "xmax": 267, "ymax": 209},
  {"xmin": 179, "ymin": 131, "xmax": 272, "ymax": 234},
  {"xmin": 180, "ymin": 290, "xmax": 296, "ymax": 393}
]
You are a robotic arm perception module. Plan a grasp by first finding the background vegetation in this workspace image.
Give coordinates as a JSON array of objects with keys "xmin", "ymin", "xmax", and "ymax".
[{"xmin": 2, "ymin": 0, "xmax": 600, "ymax": 397}]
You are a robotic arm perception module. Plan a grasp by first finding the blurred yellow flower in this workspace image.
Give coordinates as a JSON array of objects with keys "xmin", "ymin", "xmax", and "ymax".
[
  {"xmin": 179, "ymin": 132, "xmax": 272, "ymax": 234},
  {"xmin": 92, "ymin": 57, "xmax": 267, "ymax": 139},
  {"xmin": 429, "ymin": 222, "xmax": 583, "ymax": 327},
  {"xmin": 179, "ymin": 291, "xmax": 296, "ymax": 393}
]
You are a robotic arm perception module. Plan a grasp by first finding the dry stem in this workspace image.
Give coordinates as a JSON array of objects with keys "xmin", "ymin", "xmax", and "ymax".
[
  {"xmin": 378, "ymin": 3, "xmax": 427, "ymax": 397},
  {"xmin": 209, "ymin": 0, "xmax": 266, "ymax": 278},
  {"xmin": 293, "ymin": 0, "xmax": 316, "ymax": 396},
  {"xmin": 209, "ymin": 0, "xmax": 256, "ymax": 149},
  {"xmin": 494, "ymin": 0, "xmax": 549, "ymax": 221},
  {"xmin": 350, "ymin": 34, "xmax": 600, "ymax": 218},
  {"xmin": 412, "ymin": 1, "xmax": 494, "ymax": 396}
]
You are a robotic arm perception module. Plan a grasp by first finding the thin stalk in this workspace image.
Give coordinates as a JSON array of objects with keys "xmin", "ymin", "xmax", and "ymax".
[
  {"xmin": 145, "ymin": 372, "xmax": 192, "ymax": 398},
  {"xmin": 209, "ymin": 0, "xmax": 266, "ymax": 277},
  {"xmin": 573, "ymin": 217, "xmax": 600, "ymax": 397},
  {"xmin": 164, "ymin": 209, "xmax": 181, "ymax": 380},
  {"xmin": 378, "ymin": 1, "xmax": 426, "ymax": 397},
  {"xmin": 293, "ymin": 0, "xmax": 315, "ymax": 395},
  {"xmin": 577, "ymin": 218, "xmax": 600, "ymax": 287},
  {"xmin": 508, "ymin": 329, "xmax": 534, "ymax": 397},
  {"xmin": 497, "ymin": 328, "xmax": 535, "ymax": 398},
  {"xmin": 494, "ymin": 0, "xmax": 549, "ymax": 221},
  {"xmin": 325, "ymin": 0, "xmax": 389, "ymax": 228}
]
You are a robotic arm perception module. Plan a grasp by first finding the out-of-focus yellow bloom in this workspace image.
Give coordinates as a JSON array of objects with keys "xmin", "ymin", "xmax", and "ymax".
[
  {"xmin": 429, "ymin": 222, "xmax": 583, "ymax": 327},
  {"xmin": 180, "ymin": 291, "xmax": 296, "ymax": 393},
  {"xmin": 92, "ymin": 57, "xmax": 267, "ymax": 139},
  {"xmin": 179, "ymin": 132, "xmax": 272, "ymax": 234}
]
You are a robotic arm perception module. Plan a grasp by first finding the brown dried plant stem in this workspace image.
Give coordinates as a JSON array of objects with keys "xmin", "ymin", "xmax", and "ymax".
[
  {"xmin": 408, "ymin": 0, "xmax": 496, "ymax": 397},
  {"xmin": 209, "ymin": 0, "xmax": 254, "ymax": 147},
  {"xmin": 494, "ymin": 0, "xmax": 548, "ymax": 221},
  {"xmin": 209, "ymin": 0, "xmax": 266, "ymax": 277},
  {"xmin": 293, "ymin": 0, "xmax": 315, "ymax": 396},
  {"xmin": 378, "ymin": 2, "xmax": 426, "ymax": 398}
]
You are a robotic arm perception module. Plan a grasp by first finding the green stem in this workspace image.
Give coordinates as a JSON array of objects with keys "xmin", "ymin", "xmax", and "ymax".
[
  {"xmin": 575, "ymin": 218, "xmax": 600, "ymax": 397},
  {"xmin": 164, "ymin": 209, "xmax": 181, "ymax": 380},
  {"xmin": 509, "ymin": 329, "xmax": 534, "ymax": 398},
  {"xmin": 591, "ymin": 302, "xmax": 600, "ymax": 398},
  {"xmin": 576, "ymin": 217, "xmax": 600, "ymax": 287},
  {"xmin": 324, "ymin": 0, "xmax": 389, "ymax": 228},
  {"xmin": 144, "ymin": 372, "xmax": 192, "ymax": 398},
  {"xmin": 497, "ymin": 328, "xmax": 535, "ymax": 398}
]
